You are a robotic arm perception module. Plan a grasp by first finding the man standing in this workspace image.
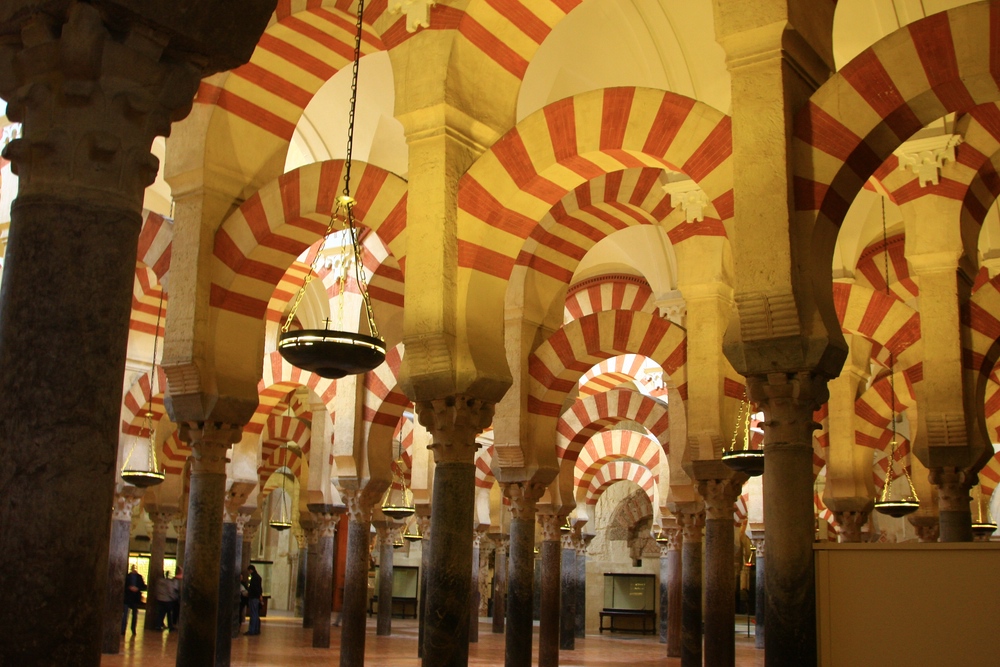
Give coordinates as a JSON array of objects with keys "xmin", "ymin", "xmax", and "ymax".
[
  {"xmin": 169, "ymin": 566, "xmax": 183, "ymax": 628},
  {"xmin": 121, "ymin": 564, "xmax": 146, "ymax": 636},
  {"xmin": 153, "ymin": 571, "xmax": 175, "ymax": 630},
  {"xmin": 245, "ymin": 565, "xmax": 263, "ymax": 636}
]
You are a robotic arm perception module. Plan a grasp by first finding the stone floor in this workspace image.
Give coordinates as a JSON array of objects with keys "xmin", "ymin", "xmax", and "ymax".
[{"xmin": 102, "ymin": 612, "xmax": 766, "ymax": 666}]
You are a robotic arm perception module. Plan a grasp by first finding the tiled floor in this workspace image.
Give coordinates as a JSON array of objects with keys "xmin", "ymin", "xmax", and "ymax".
[{"xmin": 102, "ymin": 612, "xmax": 766, "ymax": 666}]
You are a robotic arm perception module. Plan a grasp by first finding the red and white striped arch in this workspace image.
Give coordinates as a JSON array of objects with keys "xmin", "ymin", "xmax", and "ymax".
[
  {"xmin": 557, "ymin": 388, "xmax": 669, "ymax": 462},
  {"xmin": 980, "ymin": 452, "xmax": 1000, "ymax": 495},
  {"xmin": 833, "ymin": 281, "xmax": 923, "ymax": 374},
  {"xmin": 564, "ymin": 273, "xmax": 658, "ymax": 323},
  {"xmin": 854, "ymin": 371, "xmax": 917, "ymax": 451},
  {"xmin": 583, "ymin": 460, "xmax": 656, "ymax": 508},
  {"xmin": 577, "ymin": 354, "xmax": 665, "ymax": 399},
  {"xmin": 794, "ymin": 3, "xmax": 1000, "ymax": 288},
  {"xmin": 475, "ymin": 444, "xmax": 496, "ymax": 489},
  {"xmin": 249, "ymin": 350, "xmax": 338, "ymax": 436},
  {"xmin": 575, "ymin": 430, "xmax": 661, "ymax": 489},
  {"xmin": 852, "ymin": 235, "xmax": 919, "ymax": 304},
  {"xmin": 364, "ymin": 343, "xmax": 410, "ymax": 452},
  {"xmin": 121, "ymin": 367, "xmax": 168, "ymax": 435},
  {"xmin": 814, "ymin": 403, "xmax": 830, "ymax": 478},
  {"xmin": 261, "ymin": 412, "xmax": 311, "ymax": 468},
  {"xmin": 965, "ymin": 275, "xmax": 1000, "ymax": 439},
  {"xmin": 529, "ymin": 310, "xmax": 686, "ymax": 418}
]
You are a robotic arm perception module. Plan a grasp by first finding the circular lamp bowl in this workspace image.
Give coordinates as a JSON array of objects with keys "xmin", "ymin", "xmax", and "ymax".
[
  {"xmin": 403, "ymin": 533, "xmax": 423, "ymax": 543},
  {"xmin": 382, "ymin": 506, "xmax": 416, "ymax": 521},
  {"xmin": 655, "ymin": 536, "xmax": 669, "ymax": 544},
  {"xmin": 873, "ymin": 499, "xmax": 919, "ymax": 518},
  {"xmin": 121, "ymin": 470, "xmax": 166, "ymax": 488},
  {"xmin": 270, "ymin": 520, "xmax": 293, "ymax": 531},
  {"xmin": 972, "ymin": 522, "xmax": 997, "ymax": 539},
  {"xmin": 278, "ymin": 330, "xmax": 386, "ymax": 379},
  {"xmin": 722, "ymin": 450, "xmax": 765, "ymax": 477}
]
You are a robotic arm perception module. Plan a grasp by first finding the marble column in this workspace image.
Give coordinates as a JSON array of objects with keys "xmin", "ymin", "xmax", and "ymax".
[
  {"xmin": 145, "ymin": 509, "xmax": 176, "ymax": 630},
  {"xmin": 376, "ymin": 524, "xmax": 394, "ymax": 637},
  {"xmin": 176, "ymin": 423, "xmax": 243, "ymax": 667},
  {"xmin": 662, "ymin": 528, "xmax": 682, "ymax": 657},
  {"xmin": 749, "ymin": 534, "xmax": 765, "ymax": 649},
  {"xmin": 678, "ymin": 508, "xmax": 705, "ymax": 667},
  {"xmin": 174, "ymin": 518, "xmax": 188, "ymax": 572},
  {"xmin": 0, "ymin": 6, "xmax": 213, "ymax": 664},
  {"xmin": 491, "ymin": 535, "xmax": 508, "ymax": 634},
  {"xmin": 102, "ymin": 489, "xmax": 144, "ymax": 653},
  {"xmin": 239, "ymin": 521, "xmax": 260, "ymax": 632},
  {"xmin": 560, "ymin": 533, "xmax": 576, "ymax": 651},
  {"xmin": 417, "ymin": 513, "xmax": 432, "ymax": 657},
  {"xmin": 697, "ymin": 474, "xmax": 747, "ymax": 667},
  {"xmin": 233, "ymin": 513, "xmax": 251, "ymax": 638},
  {"xmin": 537, "ymin": 514, "xmax": 562, "ymax": 667},
  {"xmin": 311, "ymin": 507, "xmax": 340, "ymax": 649},
  {"xmin": 416, "ymin": 396, "xmax": 494, "ymax": 667},
  {"xmin": 215, "ymin": 518, "xmax": 238, "ymax": 667},
  {"xmin": 340, "ymin": 492, "xmax": 373, "ymax": 667},
  {"xmin": 575, "ymin": 535, "xmax": 591, "ymax": 639},
  {"xmin": 833, "ymin": 510, "xmax": 869, "ymax": 543},
  {"xmin": 504, "ymin": 481, "xmax": 545, "ymax": 667},
  {"xmin": 303, "ymin": 526, "xmax": 319, "ymax": 628},
  {"xmin": 470, "ymin": 529, "xmax": 485, "ymax": 643},
  {"xmin": 295, "ymin": 532, "xmax": 308, "ymax": 618},
  {"xmin": 748, "ymin": 372, "xmax": 828, "ymax": 667},
  {"xmin": 930, "ymin": 467, "xmax": 974, "ymax": 542}
]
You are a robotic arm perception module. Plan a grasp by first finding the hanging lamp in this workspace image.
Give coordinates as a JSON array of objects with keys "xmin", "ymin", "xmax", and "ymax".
[
  {"xmin": 271, "ymin": 443, "xmax": 293, "ymax": 531},
  {"xmin": 971, "ymin": 484, "xmax": 997, "ymax": 539},
  {"xmin": 121, "ymin": 288, "xmax": 166, "ymax": 487},
  {"xmin": 873, "ymin": 199, "xmax": 919, "ymax": 518},
  {"xmin": 392, "ymin": 529, "xmax": 406, "ymax": 550},
  {"xmin": 722, "ymin": 393, "xmax": 764, "ymax": 477},
  {"xmin": 380, "ymin": 439, "xmax": 415, "ymax": 520},
  {"xmin": 276, "ymin": 0, "xmax": 386, "ymax": 379},
  {"xmin": 403, "ymin": 519, "xmax": 423, "ymax": 542}
]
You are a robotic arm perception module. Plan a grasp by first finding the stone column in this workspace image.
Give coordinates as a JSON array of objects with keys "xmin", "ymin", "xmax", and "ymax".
[
  {"xmin": 340, "ymin": 491, "xmax": 373, "ymax": 667},
  {"xmin": 492, "ymin": 534, "xmax": 508, "ymax": 634},
  {"xmin": 174, "ymin": 517, "xmax": 188, "ymax": 572},
  {"xmin": 145, "ymin": 509, "xmax": 176, "ymax": 630},
  {"xmin": 662, "ymin": 527, "xmax": 682, "ymax": 657},
  {"xmin": 311, "ymin": 506, "xmax": 341, "ymax": 649},
  {"xmin": 537, "ymin": 514, "xmax": 562, "ymax": 667},
  {"xmin": 241, "ymin": 521, "xmax": 259, "ymax": 582},
  {"xmin": 749, "ymin": 533, "xmax": 765, "ymax": 649},
  {"xmin": 417, "ymin": 513, "xmax": 432, "ymax": 657},
  {"xmin": 294, "ymin": 532, "xmax": 307, "ymax": 617},
  {"xmin": 469, "ymin": 528, "xmax": 485, "ymax": 643},
  {"xmin": 102, "ymin": 488, "xmax": 144, "ymax": 653},
  {"xmin": 216, "ymin": 482, "xmax": 252, "ymax": 667},
  {"xmin": 233, "ymin": 513, "xmax": 252, "ymax": 638},
  {"xmin": 677, "ymin": 508, "xmax": 705, "ymax": 667},
  {"xmin": 303, "ymin": 525, "xmax": 319, "ymax": 628},
  {"xmin": 930, "ymin": 468, "xmax": 974, "ymax": 542},
  {"xmin": 696, "ymin": 471, "xmax": 747, "ymax": 667},
  {"xmin": 375, "ymin": 523, "xmax": 394, "ymax": 637},
  {"xmin": 833, "ymin": 510, "xmax": 869, "ymax": 544},
  {"xmin": 560, "ymin": 533, "xmax": 576, "ymax": 651},
  {"xmin": 176, "ymin": 423, "xmax": 242, "ymax": 667},
  {"xmin": 504, "ymin": 481, "xmax": 545, "ymax": 667},
  {"xmin": 0, "ymin": 6, "xmax": 211, "ymax": 664},
  {"xmin": 747, "ymin": 372, "xmax": 828, "ymax": 667},
  {"xmin": 416, "ymin": 395, "xmax": 494, "ymax": 667},
  {"xmin": 575, "ymin": 535, "xmax": 591, "ymax": 639}
]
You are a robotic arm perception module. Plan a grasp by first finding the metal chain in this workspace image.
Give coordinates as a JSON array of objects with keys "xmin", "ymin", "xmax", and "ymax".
[{"xmin": 280, "ymin": 214, "xmax": 341, "ymax": 333}]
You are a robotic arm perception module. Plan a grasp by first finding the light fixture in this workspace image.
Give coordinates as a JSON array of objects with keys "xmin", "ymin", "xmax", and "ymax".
[
  {"xmin": 392, "ymin": 529, "xmax": 405, "ymax": 549},
  {"xmin": 655, "ymin": 528, "xmax": 669, "ymax": 544},
  {"xmin": 971, "ymin": 483, "xmax": 997, "ymax": 539},
  {"xmin": 722, "ymin": 392, "xmax": 764, "ymax": 477},
  {"xmin": 121, "ymin": 288, "xmax": 166, "ymax": 487},
  {"xmin": 270, "ymin": 443, "xmax": 293, "ymax": 531},
  {"xmin": 873, "ymin": 199, "xmax": 919, "ymax": 518},
  {"xmin": 403, "ymin": 519, "xmax": 423, "ymax": 542},
  {"xmin": 560, "ymin": 517, "xmax": 573, "ymax": 533},
  {"xmin": 380, "ymin": 439, "xmax": 415, "ymax": 520},
  {"xmin": 276, "ymin": 0, "xmax": 385, "ymax": 379}
]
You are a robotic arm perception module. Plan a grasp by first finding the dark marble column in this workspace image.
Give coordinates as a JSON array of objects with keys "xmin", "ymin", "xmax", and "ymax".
[
  {"xmin": 176, "ymin": 424, "xmax": 243, "ymax": 667},
  {"xmin": 575, "ymin": 536, "xmax": 590, "ymax": 639},
  {"xmin": 311, "ymin": 507, "xmax": 340, "ymax": 649},
  {"xmin": 340, "ymin": 493, "xmax": 373, "ymax": 667},
  {"xmin": 303, "ymin": 525, "xmax": 319, "ymax": 628},
  {"xmin": 232, "ymin": 513, "xmax": 251, "ymax": 639},
  {"xmin": 470, "ymin": 529, "xmax": 484, "ymax": 643},
  {"xmin": 748, "ymin": 373, "xmax": 827, "ymax": 667},
  {"xmin": 930, "ymin": 468, "xmax": 974, "ymax": 542},
  {"xmin": 174, "ymin": 518, "xmax": 188, "ymax": 573},
  {"xmin": 417, "ymin": 513, "xmax": 432, "ymax": 657},
  {"xmin": 214, "ymin": 519, "xmax": 238, "ymax": 667},
  {"xmin": 663, "ymin": 528, "xmax": 682, "ymax": 657},
  {"xmin": 295, "ymin": 533, "xmax": 308, "ymax": 618},
  {"xmin": 678, "ymin": 509, "xmax": 705, "ymax": 667},
  {"xmin": 416, "ymin": 395, "xmax": 493, "ymax": 667},
  {"xmin": 504, "ymin": 481, "xmax": 544, "ymax": 667},
  {"xmin": 560, "ymin": 534, "xmax": 576, "ymax": 651},
  {"xmin": 145, "ymin": 510, "xmax": 176, "ymax": 631},
  {"xmin": 102, "ymin": 490, "xmax": 144, "ymax": 653},
  {"xmin": 697, "ymin": 474, "xmax": 747, "ymax": 667},
  {"xmin": 537, "ymin": 515, "xmax": 561, "ymax": 667},
  {"xmin": 492, "ymin": 534, "xmax": 508, "ymax": 634},
  {"xmin": 658, "ymin": 541, "xmax": 669, "ymax": 645},
  {"xmin": 750, "ymin": 534, "xmax": 765, "ymax": 649},
  {"xmin": 238, "ymin": 520, "xmax": 259, "ymax": 634},
  {"xmin": 376, "ymin": 524, "xmax": 394, "ymax": 637}
]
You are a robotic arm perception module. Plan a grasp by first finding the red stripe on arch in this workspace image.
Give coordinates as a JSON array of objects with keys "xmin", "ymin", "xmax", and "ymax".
[{"xmin": 909, "ymin": 12, "xmax": 975, "ymax": 111}]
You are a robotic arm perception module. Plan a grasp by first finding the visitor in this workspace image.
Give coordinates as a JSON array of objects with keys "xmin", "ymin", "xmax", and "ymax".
[
  {"xmin": 121, "ymin": 564, "xmax": 145, "ymax": 636},
  {"xmin": 245, "ymin": 565, "xmax": 263, "ymax": 636},
  {"xmin": 154, "ymin": 571, "xmax": 175, "ymax": 630}
]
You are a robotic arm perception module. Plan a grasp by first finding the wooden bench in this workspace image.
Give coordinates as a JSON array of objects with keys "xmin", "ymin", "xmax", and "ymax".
[{"xmin": 598, "ymin": 609, "xmax": 657, "ymax": 635}]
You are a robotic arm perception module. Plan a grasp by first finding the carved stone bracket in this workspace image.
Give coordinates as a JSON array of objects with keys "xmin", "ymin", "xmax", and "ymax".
[
  {"xmin": 503, "ymin": 480, "xmax": 546, "ymax": 520},
  {"xmin": 415, "ymin": 395, "xmax": 495, "ymax": 464},
  {"xmin": 388, "ymin": 0, "xmax": 436, "ymax": 32},
  {"xmin": 894, "ymin": 134, "xmax": 962, "ymax": 187},
  {"xmin": 661, "ymin": 179, "xmax": 709, "ymax": 222}
]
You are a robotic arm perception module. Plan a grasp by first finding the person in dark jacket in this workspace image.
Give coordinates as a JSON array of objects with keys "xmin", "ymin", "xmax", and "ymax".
[
  {"xmin": 121, "ymin": 564, "xmax": 146, "ymax": 635},
  {"xmin": 245, "ymin": 565, "xmax": 263, "ymax": 635}
]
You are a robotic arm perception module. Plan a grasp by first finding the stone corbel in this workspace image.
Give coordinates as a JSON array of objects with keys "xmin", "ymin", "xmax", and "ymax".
[
  {"xmin": 661, "ymin": 179, "xmax": 709, "ymax": 223},
  {"xmin": 894, "ymin": 134, "xmax": 962, "ymax": 187},
  {"xmin": 389, "ymin": 0, "xmax": 436, "ymax": 32}
]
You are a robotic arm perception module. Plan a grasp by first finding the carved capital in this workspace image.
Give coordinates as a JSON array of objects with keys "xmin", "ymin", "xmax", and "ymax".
[
  {"xmin": 750, "ymin": 536, "xmax": 765, "ymax": 558},
  {"xmin": 112, "ymin": 489, "xmax": 143, "ymax": 522},
  {"xmin": 929, "ymin": 467, "xmax": 971, "ymax": 512},
  {"xmin": 179, "ymin": 422, "xmax": 241, "ymax": 475},
  {"xmin": 677, "ymin": 510, "xmax": 706, "ymax": 542},
  {"xmin": 241, "ymin": 521, "xmax": 260, "ymax": 545},
  {"xmin": 697, "ymin": 478, "xmax": 745, "ymax": 521},
  {"xmin": 342, "ymin": 489, "xmax": 373, "ymax": 525},
  {"xmin": 235, "ymin": 511, "xmax": 253, "ymax": 537},
  {"xmin": 746, "ymin": 372, "xmax": 827, "ymax": 449},
  {"xmin": 223, "ymin": 481, "xmax": 255, "ymax": 523},
  {"xmin": 415, "ymin": 395, "xmax": 494, "ymax": 464},
  {"xmin": 503, "ymin": 481, "xmax": 546, "ymax": 520},
  {"xmin": 833, "ymin": 510, "xmax": 869, "ymax": 543},
  {"xmin": 538, "ymin": 514, "xmax": 562, "ymax": 542},
  {"xmin": 314, "ymin": 511, "xmax": 341, "ymax": 539},
  {"xmin": 388, "ymin": 0, "xmax": 437, "ymax": 32},
  {"xmin": 575, "ymin": 533, "xmax": 594, "ymax": 555},
  {"xmin": 148, "ymin": 510, "xmax": 175, "ymax": 534}
]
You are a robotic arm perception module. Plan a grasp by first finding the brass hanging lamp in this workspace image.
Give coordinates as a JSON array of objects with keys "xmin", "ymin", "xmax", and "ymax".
[
  {"xmin": 403, "ymin": 518, "xmax": 423, "ymax": 542},
  {"xmin": 270, "ymin": 443, "xmax": 294, "ymax": 531},
  {"xmin": 276, "ymin": 0, "xmax": 385, "ymax": 379},
  {"xmin": 873, "ymin": 199, "xmax": 919, "ymax": 518},
  {"xmin": 971, "ymin": 484, "xmax": 997, "ymax": 539},
  {"xmin": 380, "ymin": 439, "xmax": 415, "ymax": 520},
  {"xmin": 121, "ymin": 288, "xmax": 166, "ymax": 487},
  {"xmin": 722, "ymin": 393, "xmax": 764, "ymax": 477}
]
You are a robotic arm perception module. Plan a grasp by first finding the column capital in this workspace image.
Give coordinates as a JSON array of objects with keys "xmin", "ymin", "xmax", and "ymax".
[
  {"xmin": 929, "ymin": 467, "xmax": 972, "ymax": 512},
  {"xmin": 241, "ymin": 520, "xmax": 260, "ymax": 545},
  {"xmin": 340, "ymin": 490, "xmax": 373, "ymax": 525},
  {"xmin": 676, "ymin": 510, "xmax": 706, "ymax": 543},
  {"xmin": 503, "ymin": 480, "xmax": 546, "ymax": 520},
  {"xmin": 147, "ymin": 509, "xmax": 176, "ymax": 534},
  {"xmin": 746, "ymin": 372, "xmax": 827, "ymax": 448},
  {"xmin": 908, "ymin": 514, "xmax": 940, "ymax": 543},
  {"xmin": 697, "ymin": 477, "xmax": 745, "ymax": 521},
  {"xmin": 179, "ymin": 422, "xmax": 242, "ymax": 475},
  {"xmin": 415, "ymin": 395, "xmax": 494, "ymax": 464},
  {"xmin": 833, "ymin": 510, "xmax": 870, "ymax": 543},
  {"xmin": 538, "ymin": 514, "xmax": 562, "ymax": 542},
  {"xmin": 223, "ymin": 481, "xmax": 255, "ymax": 523},
  {"xmin": 312, "ymin": 509, "xmax": 342, "ymax": 539},
  {"xmin": 235, "ymin": 511, "xmax": 253, "ymax": 537},
  {"xmin": 660, "ymin": 527, "xmax": 682, "ymax": 554},
  {"xmin": 112, "ymin": 487, "xmax": 144, "ymax": 522}
]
